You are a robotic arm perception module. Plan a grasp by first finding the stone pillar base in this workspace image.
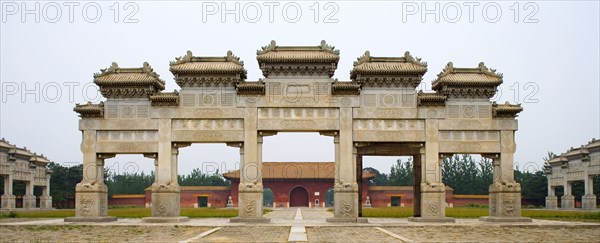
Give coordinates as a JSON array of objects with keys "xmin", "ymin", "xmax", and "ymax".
[
  {"xmin": 479, "ymin": 216, "xmax": 532, "ymax": 222},
  {"xmin": 64, "ymin": 216, "xmax": 117, "ymax": 222},
  {"xmin": 39, "ymin": 196, "xmax": 53, "ymax": 209},
  {"xmin": 234, "ymin": 188, "xmax": 267, "ymax": 222},
  {"xmin": 560, "ymin": 195, "xmax": 575, "ymax": 209},
  {"xmin": 329, "ymin": 186, "xmax": 359, "ymax": 222},
  {"xmin": 23, "ymin": 195, "xmax": 36, "ymax": 209},
  {"xmin": 408, "ymin": 216, "xmax": 455, "ymax": 223},
  {"xmin": 151, "ymin": 189, "xmax": 181, "ymax": 217},
  {"xmin": 0, "ymin": 195, "xmax": 16, "ymax": 209},
  {"xmin": 420, "ymin": 183, "xmax": 447, "ymax": 218},
  {"xmin": 582, "ymin": 195, "xmax": 597, "ymax": 209},
  {"xmin": 230, "ymin": 217, "xmax": 271, "ymax": 223},
  {"xmin": 545, "ymin": 196, "xmax": 558, "ymax": 209},
  {"xmin": 142, "ymin": 216, "xmax": 189, "ymax": 223},
  {"xmin": 489, "ymin": 182, "xmax": 522, "ymax": 218},
  {"xmin": 75, "ymin": 182, "xmax": 109, "ymax": 217}
]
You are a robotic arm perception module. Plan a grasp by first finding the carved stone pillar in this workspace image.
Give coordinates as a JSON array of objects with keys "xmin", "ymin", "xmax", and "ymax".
[
  {"xmin": 545, "ymin": 184, "xmax": 558, "ymax": 209},
  {"xmin": 230, "ymin": 108, "xmax": 270, "ymax": 223},
  {"xmin": 66, "ymin": 148, "xmax": 116, "ymax": 222},
  {"xmin": 582, "ymin": 175, "xmax": 596, "ymax": 209},
  {"xmin": 327, "ymin": 107, "xmax": 360, "ymax": 223},
  {"xmin": 1, "ymin": 174, "xmax": 15, "ymax": 209},
  {"xmin": 410, "ymin": 151, "xmax": 454, "ymax": 222},
  {"xmin": 561, "ymin": 181, "xmax": 575, "ymax": 209},
  {"xmin": 143, "ymin": 141, "xmax": 190, "ymax": 223},
  {"xmin": 481, "ymin": 148, "xmax": 531, "ymax": 222},
  {"xmin": 39, "ymin": 178, "xmax": 53, "ymax": 209}
]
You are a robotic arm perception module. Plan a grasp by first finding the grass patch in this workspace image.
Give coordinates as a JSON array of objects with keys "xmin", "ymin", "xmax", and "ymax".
[
  {"xmin": 0, "ymin": 207, "xmax": 275, "ymax": 219},
  {"xmin": 361, "ymin": 207, "xmax": 600, "ymax": 222},
  {"xmin": 0, "ymin": 210, "xmax": 75, "ymax": 218}
]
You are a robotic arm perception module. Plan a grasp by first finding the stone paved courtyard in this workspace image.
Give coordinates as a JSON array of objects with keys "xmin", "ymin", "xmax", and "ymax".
[{"xmin": 1, "ymin": 208, "xmax": 599, "ymax": 242}]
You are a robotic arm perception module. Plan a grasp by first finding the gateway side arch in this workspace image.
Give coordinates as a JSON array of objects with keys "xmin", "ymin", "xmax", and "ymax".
[{"xmin": 69, "ymin": 40, "xmax": 529, "ymax": 223}]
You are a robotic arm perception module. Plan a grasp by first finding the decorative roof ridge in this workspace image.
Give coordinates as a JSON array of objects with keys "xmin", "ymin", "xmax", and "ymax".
[
  {"xmin": 94, "ymin": 62, "xmax": 162, "ymax": 80},
  {"xmin": 257, "ymin": 40, "xmax": 339, "ymax": 55},
  {"xmin": 354, "ymin": 51, "xmax": 427, "ymax": 67},
  {"xmin": 437, "ymin": 62, "xmax": 503, "ymax": 79},
  {"xmin": 170, "ymin": 50, "xmax": 244, "ymax": 66}
]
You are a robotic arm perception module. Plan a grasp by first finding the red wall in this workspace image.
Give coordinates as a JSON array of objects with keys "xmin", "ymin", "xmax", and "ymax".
[
  {"xmin": 231, "ymin": 179, "xmax": 336, "ymax": 207},
  {"xmin": 144, "ymin": 188, "xmax": 231, "ymax": 208},
  {"xmin": 108, "ymin": 197, "xmax": 145, "ymax": 207}
]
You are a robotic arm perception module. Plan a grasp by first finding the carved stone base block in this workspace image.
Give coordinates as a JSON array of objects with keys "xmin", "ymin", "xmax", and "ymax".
[
  {"xmin": 489, "ymin": 191, "xmax": 521, "ymax": 218},
  {"xmin": 231, "ymin": 190, "xmax": 270, "ymax": 223},
  {"xmin": 23, "ymin": 195, "xmax": 36, "ymax": 209},
  {"xmin": 0, "ymin": 195, "xmax": 15, "ymax": 209},
  {"xmin": 545, "ymin": 196, "xmax": 558, "ymax": 209},
  {"xmin": 151, "ymin": 191, "xmax": 181, "ymax": 217},
  {"xmin": 561, "ymin": 195, "xmax": 575, "ymax": 209},
  {"xmin": 419, "ymin": 189, "xmax": 447, "ymax": 218},
  {"xmin": 582, "ymin": 195, "xmax": 597, "ymax": 209},
  {"xmin": 326, "ymin": 190, "xmax": 358, "ymax": 223},
  {"xmin": 39, "ymin": 195, "xmax": 53, "ymax": 209},
  {"xmin": 65, "ymin": 188, "xmax": 115, "ymax": 222}
]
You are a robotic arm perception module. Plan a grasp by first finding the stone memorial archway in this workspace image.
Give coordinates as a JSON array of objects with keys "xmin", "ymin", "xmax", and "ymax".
[{"xmin": 69, "ymin": 40, "xmax": 530, "ymax": 223}]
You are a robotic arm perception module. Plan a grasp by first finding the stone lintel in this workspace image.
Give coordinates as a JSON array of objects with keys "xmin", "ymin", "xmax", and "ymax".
[
  {"xmin": 142, "ymin": 216, "xmax": 190, "ymax": 223},
  {"xmin": 479, "ymin": 216, "xmax": 532, "ymax": 223},
  {"xmin": 408, "ymin": 217, "xmax": 455, "ymax": 223},
  {"xmin": 64, "ymin": 216, "xmax": 117, "ymax": 222},
  {"xmin": 229, "ymin": 217, "xmax": 271, "ymax": 223}
]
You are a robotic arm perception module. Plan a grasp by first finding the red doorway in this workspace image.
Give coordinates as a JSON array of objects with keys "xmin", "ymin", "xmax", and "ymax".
[{"xmin": 289, "ymin": 186, "xmax": 309, "ymax": 207}]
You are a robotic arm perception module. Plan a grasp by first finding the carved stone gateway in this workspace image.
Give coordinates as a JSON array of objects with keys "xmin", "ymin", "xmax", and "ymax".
[{"xmin": 71, "ymin": 41, "xmax": 530, "ymax": 223}]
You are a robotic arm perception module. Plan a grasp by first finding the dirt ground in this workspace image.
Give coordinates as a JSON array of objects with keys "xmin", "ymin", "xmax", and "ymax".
[
  {"xmin": 1, "ymin": 225, "xmax": 599, "ymax": 243},
  {"xmin": 0, "ymin": 225, "xmax": 212, "ymax": 243}
]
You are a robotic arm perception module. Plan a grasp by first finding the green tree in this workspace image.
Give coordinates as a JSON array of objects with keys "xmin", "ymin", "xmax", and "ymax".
[
  {"xmin": 363, "ymin": 167, "xmax": 388, "ymax": 186},
  {"xmin": 388, "ymin": 158, "xmax": 413, "ymax": 186}
]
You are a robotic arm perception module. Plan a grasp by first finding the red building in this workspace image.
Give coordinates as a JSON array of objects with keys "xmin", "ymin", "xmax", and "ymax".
[{"xmin": 109, "ymin": 162, "xmax": 488, "ymax": 208}]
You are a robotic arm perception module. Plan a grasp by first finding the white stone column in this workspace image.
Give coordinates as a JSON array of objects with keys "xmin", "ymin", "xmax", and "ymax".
[
  {"xmin": 23, "ymin": 180, "xmax": 36, "ymax": 209},
  {"xmin": 561, "ymin": 181, "xmax": 575, "ymax": 209},
  {"xmin": 483, "ymin": 129, "xmax": 530, "ymax": 222},
  {"xmin": 143, "ymin": 136, "xmax": 190, "ymax": 222},
  {"xmin": 545, "ymin": 182, "xmax": 558, "ymax": 209},
  {"xmin": 582, "ymin": 175, "xmax": 597, "ymax": 209},
  {"xmin": 231, "ymin": 107, "xmax": 269, "ymax": 223},
  {"xmin": 66, "ymin": 130, "xmax": 116, "ymax": 222},
  {"xmin": 39, "ymin": 177, "xmax": 53, "ymax": 209},
  {"xmin": 1, "ymin": 174, "xmax": 15, "ymax": 209},
  {"xmin": 327, "ymin": 107, "xmax": 359, "ymax": 223}
]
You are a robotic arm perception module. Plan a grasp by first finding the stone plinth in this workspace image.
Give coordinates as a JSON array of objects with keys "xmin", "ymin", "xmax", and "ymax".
[
  {"xmin": 231, "ymin": 188, "xmax": 270, "ymax": 223},
  {"xmin": 1, "ymin": 195, "xmax": 15, "ymax": 209},
  {"xmin": 582, "ymin": 195, "xmax": 597, "ymax": 209},
  {"xmin": 488, "ymin": 181, "xmax": 528, "ymax": 220},
  {"xmin": 326, "ymin": 185, "xmax": 359, "ymax": 223},
  {"xmin": 479, "ymin": 216, "xmax": 532, "ymax": 222},
  {"xmin": 39, "ymin": 195, "xmax": 53, "ymax": 209},
  {"xmin": 561, "ymin": 195, "xmax": 575, "ymax": 209},
  {"xmin": 418, "ymin": 182, "xmax": 450, "ymax": 219},
  {"xmin": 150, "ymin": 186, "xmax": 181, "ymax": 217},
  {"xmin": 65, "ymin": 182, "xmax": 116, "ymax": 222},
  {"xmin": 545, "ymin": 196, "xmax": 558, "ymax": 209},
  {"xmin": 22, "ymin": 195, "xmax": 36, "ymax": 209}
]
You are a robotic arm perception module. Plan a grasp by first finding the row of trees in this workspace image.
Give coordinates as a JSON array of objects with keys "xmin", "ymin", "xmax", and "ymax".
[
  {"xmin": 365, "ymin": 153, "xmax": 600, "ymax": 205},
  {"xmin": 0, "ymin": 163, "xmax": 229, "ymax": 207}
]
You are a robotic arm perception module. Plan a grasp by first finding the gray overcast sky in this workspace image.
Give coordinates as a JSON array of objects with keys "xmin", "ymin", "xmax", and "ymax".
[{"xmin": 1, "ymin": 1, "xmax": 598, "ymax": 176}]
